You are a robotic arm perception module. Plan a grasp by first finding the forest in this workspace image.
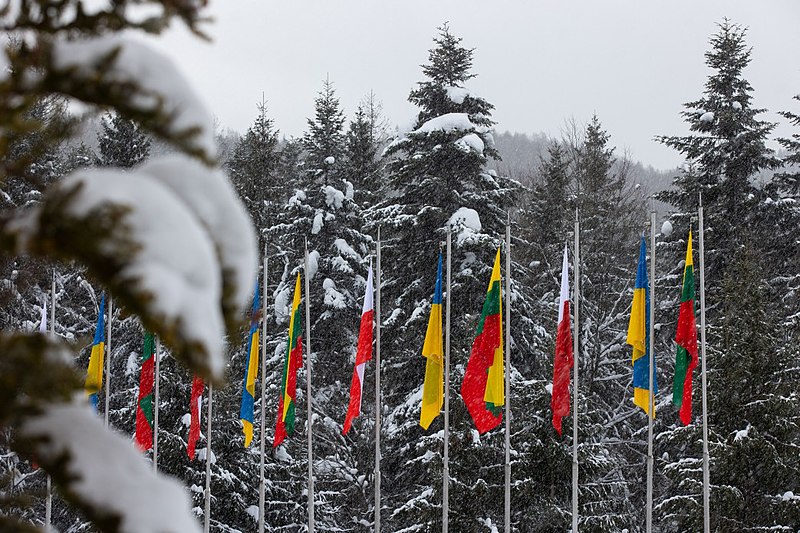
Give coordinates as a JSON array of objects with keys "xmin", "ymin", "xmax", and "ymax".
[{"xmin": 1, "ymin": 2, "xmax": 799, "ymax": 532}]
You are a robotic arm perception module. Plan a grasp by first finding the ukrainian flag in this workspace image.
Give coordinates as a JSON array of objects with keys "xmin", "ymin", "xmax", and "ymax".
[
  {"xmin": 85, "ymin": 294, "xmax": 106, "ymax": 411},
  {"xmin": 240, "ymin": 280, "xmax": 261, "ymax": 447},
  {"xmin": 627, "ymin": 236, "xmax": 657, "ymax": 417},
  {"xmin": 420, "ymin": 253, "xmax": 444, "ymax": 430}
]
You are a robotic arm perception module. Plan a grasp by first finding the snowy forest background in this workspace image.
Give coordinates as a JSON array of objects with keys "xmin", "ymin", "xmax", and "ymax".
[{"xmin": 2, "ymin": 13, "xmax": 799, "ymax": 533}]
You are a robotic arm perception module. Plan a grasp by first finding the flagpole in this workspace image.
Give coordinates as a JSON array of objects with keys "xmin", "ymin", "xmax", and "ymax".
[
  {"xmin": 572, "ymin": 210, "xmax": 580, "ymax": 533},
  {"xmin": 46, "ymin": 271, "xmax": 56, "ymax": 532},
  {"xmin": 153, "ymin": 337, "xmax": 160, "ymax": 472},
  {"xmin": 259, "ymin": 247, "xmax": 268, "ymax": 533},
  {"xmin": 504, "ymin": 215, "xmax": 512, "ymax": 533},
  {"xmin": 698, "ymin": 197, "xmax": 710, "ymax": 533},
  {"xmin": 374, "ymin": 228, "xmax": 382, "ymax": 533},
  {"xmin": 304, "ymin": 239, "xmax": 315, "ymax": 533},
  {"xmin": 204, "ymin": 384, "xmax": 213, "ymax": 533},
  {"xmin": 646, "ymin": 211, "xmax": 656, "ymax": 533},
  {"xmin": 443, "ymin": 226, "xmax": 452, "ymax": 533},
  {"xmin": 105, "ymin": 296, "xmax": 112, "ymax": 428}
]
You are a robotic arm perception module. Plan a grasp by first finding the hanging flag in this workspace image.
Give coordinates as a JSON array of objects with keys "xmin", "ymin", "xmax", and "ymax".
[
  {"xmin": 187, "ymin": 376, "xmax": 204, "ymax": 460},
  {"xmin": 461, "ymin": 248, "xmax": 504, "ymax": 434},
  {"xmin": 343, "ymin": 266, "xmax": 375, "ymax": 434},
  {"xmin": 551, "ymin": 244, "xmax": 574, "ymax": 435},
  {"xmin": 673, "ymin": 230, "xmax": 698, "ymax": 425},
  {"xmin": 85, "ymin": 294, "xmax": 106, "ymax": 411},
  {"xmin": 420, "ymin": 253, "xmax": 444, "ymax": 430},
  {"xmin": 240, "ymin": 281, "xmax": 261, "ymax": 448},
  {"xmin": 627, "ymin": 236, "xmax": 657, "ymax": 417},
  {"xmin": 39, "ymin": 299, "xmax": 47, "ymax": 333},
  {"xmin": 274, "ymin": 273, "xmax": 304, "ymax": 447},
  {"xmin": 134, "ymin": 332, "xmax": 156, "ymax": 451}
]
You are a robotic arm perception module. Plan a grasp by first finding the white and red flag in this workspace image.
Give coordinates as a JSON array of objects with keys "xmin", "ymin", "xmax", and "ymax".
[
  {"xmin": 343, "ymin": 266, "xmax": 375, "ymax": 435},
  {"xmin": 551, "ymin": 243, "xmax": 574, "ymax": 435}
]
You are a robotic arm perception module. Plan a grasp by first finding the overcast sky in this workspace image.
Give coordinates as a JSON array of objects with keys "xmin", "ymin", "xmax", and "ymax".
[{"xmin": 151, "ymin": 1, "xmax": 800, "ymax": 170}]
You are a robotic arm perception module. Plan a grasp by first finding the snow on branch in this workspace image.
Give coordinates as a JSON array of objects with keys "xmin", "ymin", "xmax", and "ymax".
[
  {"xmin": 21, "ymin": 401, "xmax": 200, "ymax": 533},
  {"xmin": 2, "ymin": 334, "xmax": 200, "ymax": 533},
  {"xmin": 140, "ymin": 154, "xmax": 257, "ymax": 329},
  {"xmin": 1, "ymin": 158, "xmax": 257, "ymax": 380},
  {"xmin": 47, "ymin": 35, "xmax": 216, "ymax": 163}
]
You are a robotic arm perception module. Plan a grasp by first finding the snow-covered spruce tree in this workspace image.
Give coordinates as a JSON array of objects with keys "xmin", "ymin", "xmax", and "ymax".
[
  {"xmin": 767, "ymin": 94, "xmax": 800, "ymax": 333},
  {"xmin": 776, "ymin": 95, "xmax": 800, "ymax": 196},
  {"xmin": 0, "ymin": 3, "xmax": 258, "ymax": 533},
  {"xmin": 343, "ymin": 102, "xmax": 383, "ymax": 210},
  {"xmin": 563, "ymin": 116, "xmax": 646, "ymax": 532},
  {"xmin": 653, "ymin": 22, "xmax": 800, "ymax": 531},
  {"xmin": 226, "ymin": 99, "xmax": 281, "ymax": 231},
  {"xmin": 372, "ymin": 24, "xmax": 540, "ymax": 531},
  {"xmin": 655, "ymin": 19, "xmax": 780, "ymax": 289},
  {"xmin": 96, "ymin": 112, "xmax": 152, "ymax": 168},
  {"xmin": 263, "ymin": 78, "xmax": 375, "ymax": 530},
  {"xmin": 707, "ymin": 244, "xmax": 800, "ymax": 530}
]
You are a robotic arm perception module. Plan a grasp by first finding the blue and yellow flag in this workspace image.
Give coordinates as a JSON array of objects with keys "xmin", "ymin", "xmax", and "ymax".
[
  {"xmin": 627, "ymin": 236, "xmax": 657, "ymax": 417},
  {"xmin": 85, "ymin": 294, "xmax": 106, "ymax": 411},
  {"xmin": 240, "ymin": 280, "xmax": 261, "ymax": 447},
  {"xmin": 420, "ymin": 253, "xmax": 444, "ymax": 430}
]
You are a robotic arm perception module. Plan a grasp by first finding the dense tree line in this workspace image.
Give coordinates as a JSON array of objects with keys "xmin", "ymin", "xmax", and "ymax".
[{"xmin": 2, "ymin": 15, "xmax": 799, "ymax": 533}]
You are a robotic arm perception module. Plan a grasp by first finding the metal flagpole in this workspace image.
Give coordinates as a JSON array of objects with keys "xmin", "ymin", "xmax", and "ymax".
[
  {"xmin": 443, "ymin": 227, "xmax": 452, "ymax": 533},
  {"xmin": 105, "ymin": 296, "xmax": 112, "ymax": 428},
  {"xmin": 259, "ymin": 247, "xmax": 268, "ymax": 533},
  {"xmin": 646, "ymin": 211, "xmax": 656, "ymax": 533},
  {"xmin": 572, "ymin": 210, "xmax": 580, "ymax": 533},
  {"xmin": 153, "ymin": 337, "xmax": 160, "ymax": 472},
  {"xmin": 698, "ymin": 197, "xmax": 710, "ymax": 533},
  {"xmin": 46, "ymin": 271, "xmax": 56, "ymax": 532},
  {"xmin": 304, "ymin": 239, "xmax": 315, "ymax": 533},
  {"xmin": 504, "ymin": 216, "xmax": 512, "ymax": 533},
  {"xmin": 204, "ymin": 384, "xmax": 213, "ymax": 533},
  {"xmin": 375, "ymin": 228, "xmax": 382, "ymax": 533}
]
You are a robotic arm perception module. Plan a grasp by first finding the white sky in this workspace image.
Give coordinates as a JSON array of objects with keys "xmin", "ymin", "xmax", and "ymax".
[{"xmin": 151, "ymin": 0, "xmax": 800, "ymax": 170}]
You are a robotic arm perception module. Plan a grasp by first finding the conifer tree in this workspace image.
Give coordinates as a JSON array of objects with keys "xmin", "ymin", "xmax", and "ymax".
[
  {"xmin": 373, "ymin": 24, "xmax": 541, "ymax": 531},
  {"xmin": 265, "ymin": 78, "xmax": 374, "ymax": 529},
  {"xmin": 226, "ymin": 100, "xmax": 281, "ymax": 231},
  {"xmin": 656, "ymin": 19, "xmax": 779, "ymax": 284},
  {"xmin": 96, "ymin": 112, "xmax": 151, "ymax": 168},
  {"xmin": 344, "ymin": 100, "xmax": 383, "ymax": 209},
  {"xmin": 656, "ymin": 22, "xmax": 799, "ymax": 531}
]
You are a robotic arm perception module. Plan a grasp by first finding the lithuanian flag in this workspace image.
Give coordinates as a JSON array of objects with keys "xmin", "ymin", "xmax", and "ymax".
[
  {"xmin": 673, "ymin": 230, "xmax": 697, "ymax": 425},
  {"xmin": 627, "ymin": 236, "xmax": 657, "ymax": 417},
  {"xmin": 420, "ymin": 253, "xmax": 444, "ymax": 430},
  {"xmin": 85, "ymin": 294, "xmax": 106, "ymax": 411},
  {"xmin": 274, "ymin": 273, "xmax": 303, "ymax": 447},
  {"xmin": 134, "ymin": 331, "xmax": 155, "ymax": 451},
  {"xmin": 240, "ymin": 281, "xmax": 261, "ymax": 447},
  {"xmin": 461, "ymin": 248, "xmax": 504, "ymax": 434}
]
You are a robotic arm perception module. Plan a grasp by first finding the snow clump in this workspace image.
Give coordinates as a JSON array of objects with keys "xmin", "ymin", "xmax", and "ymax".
[
  {"xmin": 699, "ymin": 111, "xmax": 714, "ymax": 123},
  {"xmin": 445, "ymin": 86, "xmax": 470, "ymax": 104},
  {"xmin": 52, "ymin": 36, "xmax": 216, "ymax": 159},
  {"xmin": 448, "ymin": 207, "xmax": 482, "ymax": 246}
]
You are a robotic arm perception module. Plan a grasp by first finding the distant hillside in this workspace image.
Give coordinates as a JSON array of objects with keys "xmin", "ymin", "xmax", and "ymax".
[{"xmin": 489, "ymin": 130, "xmax": 677, "ymax": 202}]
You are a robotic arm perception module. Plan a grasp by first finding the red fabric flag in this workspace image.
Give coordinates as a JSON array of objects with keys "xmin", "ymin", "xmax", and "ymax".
[
  {"xmin": 187, "ymin": 376, "xmax": 204, "ymax": 460},
  {"xmin": 275, "ymin": 274, "xmax": 304, "ymax": 448},
  {"xmin": 673, "ymin": 231, "xmax": 698, "ymax": 425},
  {"xmin": 134, "ymin": 332, "xmax": 156, "ymax": 451},
  {"xmin": 343, "ymin": 267, "xmax": 375, "ymax": 435},
  {"xmin": 551, "ymin": 244, "xmax": 574, "ymax": 435},
  {"xmin": 461, "ymin": 249, "xmax": 504, "ymax": 434}
]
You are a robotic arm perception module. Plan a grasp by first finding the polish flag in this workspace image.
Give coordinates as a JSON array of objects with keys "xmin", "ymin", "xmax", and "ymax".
[
  {"xmin": 551, "ymin": 243, "xmax": 574, "ymax": 435},
  {"xmin": 343, "ymin": 267, "xmax": 375, "ymax": 435}
]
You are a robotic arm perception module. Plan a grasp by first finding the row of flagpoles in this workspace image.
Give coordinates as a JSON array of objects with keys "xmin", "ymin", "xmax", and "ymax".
[{"xmin": 41, "ymin": 201, "xmax": 712, "ymax": 533}]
